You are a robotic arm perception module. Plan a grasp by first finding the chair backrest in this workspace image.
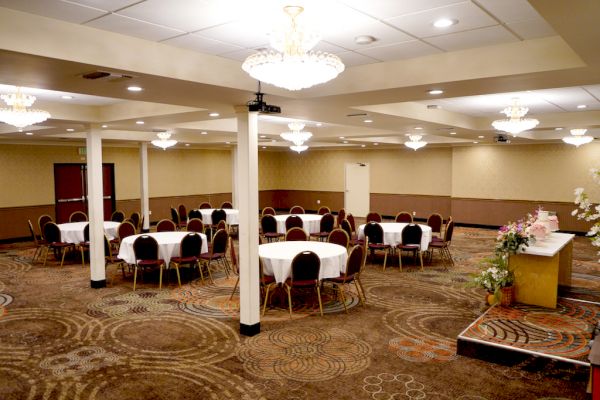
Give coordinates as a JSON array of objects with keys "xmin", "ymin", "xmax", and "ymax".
[
  {"xmin": 199, "ymin": 202, "xmax": 212, "ymax": 209},
  {"xmin": 285, "ymin": 227, "xmax": 308, "ymax": 241},
  {"xmin": 170, "ymin": 207, "xmax": 181, "ymax": 225},
  {"xmin": 401, "ymin": 224, "xmax": 423, "ymax": 246},
  {"xmin": 427, "ymin": 213, "xmax": 443, "ymax": 235},
  {"xmin": 186, "ymin": 218, "xmax": 204, "ymax": 233},
  {"xmin": 104, "ymin": 234, "xmax": 113, "ymax": 259},
  {"xmin": 221, "ymin": 201, "xmax": 233, "ymax": 209},
  {"xmin": 43, "ymin": 222, "xmax": 62, "ymax": 243},
  {"xmin": 328, "ymin": 228, "xmax": 349, "ymax": 249},
  {"xmin": 38, "ymin": 214, "xmax": 53, "ymax": 236},
  {"xmin": 133, "ymin": 235, "xmax": 159, "ymax": 261},
  {"xmin": 337, "ymin": 208, "xmax": 346, "ymax": 227},
  {"xmin": 178, "ymin": 204, "xmax": 188, "ymax": 223},
  {"xmin": 285, "ymin": 215, "xmax": 303, "ymax": 230},
  {"xmin": 69, "ymin": 211, "xmax": 88, "ymax": 222},
  {"xmin": 317, "ymin": 206, "xmax": 331, "ymax": 215},
  {"xmin": 346, "ymin": 245, "xmax": 364, "ymax": 277},
  {"xmin": 395, "ymin": 212, "xmax": 413, "ymax": 223},
  {"xmin": 27, "ymin": 219, "xmax": 39, "ymax": 245},
  {"xmin": 156, "ymin": 219, "xmax": 176, "ymax": 232},
  {"xmin": 261, "ymin": 206, "xmax": 276, "ymax": 216},
  {"xmin": 363, "ymin": 222, "xmax": 384, "ymax": 245},
  {"xmin": 180, "ymin": 232, "xmax": 202, "ymax": 258},
  {"xmin": 319, "ymin": 213, "xmax": 335, "ymax": 233},
  {"xmin": 340, "ymin": 219, "xmax": 353, "ymax": 240},
  {"xmin": 118, "ymin": 221, "xmax": 137, "ymax": 240},
  {"xmin": 290, "ymin": 251, "xmax": 320, "ymax": 283},
  {"xmin": 111, "ymin": 210, "xmax": 125, "ymax": 223},
  {"xmin": 261, "ymin": 214, "xmax": 278, "ymax": 234},
  {"xmin": 130, "ymin": 212, "xmax": 141, "ymax": 230},
  {"xmin": 444, "ymin": 218, "xmax": 455, "ymax": 243},
  {"xmin": 188, "ymin": 209, "xmax": 203, "ymax": 220},
  {"xmin": 289, "ymin": 205, "xmax": 305, "ymax": 214},
  {"xmin": 346, "ymin": 213, "xmax": 356, "ymax": 233},
  {"xmin": 366, "ymin": 212, "xmax": 382, "ymax": 223},
  {"xmin": 216, "ymin": 220, "xmax": 227, "ymax": 231},
  {"xmin": 229, "ymin": 237, "xmax": 239, "ymax": 274},
  {"xmin": 212, "ymin": 229, "xmax": 229, "ymax": 254},
  {"xmin": 83, "ymin": 223, "xmax": 90, "ymax": 242},
  {"xmin": 211, "ymin": 209, "xmax": 227, "ymax": 226}
]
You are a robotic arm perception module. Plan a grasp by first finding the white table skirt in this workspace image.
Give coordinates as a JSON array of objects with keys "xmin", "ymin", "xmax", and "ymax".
[
  {"xmin": 259, "ymin": 241, "xmax": 348, "ymax": 284},
  {"xmin": 117, "ymin": 231, "xmax": 208, "ymax": 266},
  {"xmin": 357, "ymin": 222, "xmax": 432, "ymax": 251},
  {"xmin": 198, "ymin": 208, "xmax": 239, "ymax": 225},
  {"xmin": 58, "ymin": 221, "xmax": 120, "ymax": 244},
  {"xmin": 274, "ymin": 214, "xmax": 322, "ymax": 234}
]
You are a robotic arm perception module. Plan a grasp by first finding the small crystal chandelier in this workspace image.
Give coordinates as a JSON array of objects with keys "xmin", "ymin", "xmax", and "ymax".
[
  {"xmin": 562, "ymin": 128, "xmax": 593, "ymax": 147},
  {"xmin": 151, "ymin": 131, "xmax": 177, "ymax": 150},
  {"xmin": 491, "ymin": 98, "xmax": 539, "ymax": 136},
  {"xmin": 290, "ymin": 144, "xmax": 308, "ymax": 153},
  {"xmin": 0, "ymin": 87, "xmax": 51, "ymax": 129},
  {"xmin": 280, "ymin": 122, "xmax": 312, "ymax": 146},
  {"xmin": 242, "ymin": 5, "xmax": 345, "ymax": 91},
  {"xmin": 404, "ymin": 134, "xmax": 427, "ymax": 151}
]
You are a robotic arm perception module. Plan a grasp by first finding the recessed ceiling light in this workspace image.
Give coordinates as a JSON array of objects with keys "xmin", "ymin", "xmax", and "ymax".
[
  {"xmin": 554, "ymin": 127, "xmax": 563, "ymax": 131},
  {"xmin": 25, "ymin": 132, "xmax": 33, "ymax": 135},
  {"xmin": 101, "ymin": 124, "xmax": 108, "ymax": 128},
  {"xmin": 185, "ymin": 143, "xmax": 190, "ymax": 147},
  {"xmin": 225, "ymin": 141, "xmax": 230, "ymax": 144},
  {"xmin": 260, "ymin": 135, "xmax": 266, "ymax": 138},
  {"xmin": 262, "ymin": 146, "xmax": 267, "ymax": 149},
  {"xmin": 271, "ymin": 139, "xmax": 276, "ymax": 142},
  {"xmin": 343, "ymin": 140, "xmax": 348, "ymax": 144},
  {"xmin": 433, "ymin": 18, "xmax": 457, "ymax": 28},
  {"xmin": 478, "ymin": 135, "xmax": 484, "ymax": 139},
  {"xmin": 136, "ymin": 121, "xmax": 144, "ymax": 125},
  {"xmin": 316, "ymin": 122, "xmax": 323, "ymax": 127},
  {"xmin": 361, "ymin": 144, "xmax": 366, "ymax": 148},
  {"xmin": 127, "ymin": 86, "xmax": 143, "ymax": 92},
  {"xmin": 66, "ymin": 128, "xmax": 75, "ymax": 132},
  {"xmin": 428, "ymin": 89, "xmax": 444, "ymax": 95},
  {"xmin": 61, "ymin": 95, "xmax": 73, "ymax": 99},
  {"xmin": 449, "ymin": 132, "xmax": 457, "ymax": 135},
  {"xmin": 415, "ymin": 127, "xmax": 423, "ymax": 130},
  {"xmin": 209, "ymin": 112, "xmax": 220, "ymax": 117},
  {"xmin": 374, "ymin": 143, "xmax": 379, "ymax": 146},
  {"xmin": 364, "ymin": 119, "xmax": 373, "ymax": 123},
  {"xmin": 577, "ymin": 104, "xmax": 587, "ymax": 109},
  {"xmin": 473, "ymin": 141, "xmax": 479, "ymax": 144},
  {"xmin": 201, "ymin": 131, "xmax": 207, "ymax": 135},
  {"xmin": 339, "ymin": 136, "xmax": 345, "ymax": 139}
]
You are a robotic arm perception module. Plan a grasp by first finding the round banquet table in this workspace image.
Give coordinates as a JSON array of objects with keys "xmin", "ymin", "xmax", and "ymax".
[
  {"xmin": 58, "ymin": 221, "xmax": 120, "ymax": 244},
  {"xmin": 117, "ymin": 231, "xmax": 208, "ymax": 266},
  {"xmin": 357, "ymin": 222, "xmax": 432, "ymax": 251},
  {"xmin": 273, "ymin": 214, "xmax": 322, "ymax": 234},
  {"xmin": 198, "ymin": 208, "xmax": 239, "ymax": 225},
  {"xmin": 259, "ymin": 241, "xmax": 348, "ymax": 283}
]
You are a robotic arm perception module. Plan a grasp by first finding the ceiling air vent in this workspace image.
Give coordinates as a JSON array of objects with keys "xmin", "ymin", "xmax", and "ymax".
[{"xmin": 82, "ymin": 71, "xmax": 133, "ymax": 81}]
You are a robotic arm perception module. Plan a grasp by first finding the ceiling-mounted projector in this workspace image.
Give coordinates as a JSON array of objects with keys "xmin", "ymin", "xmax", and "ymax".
[{"xmin": 247, "ymin": 82, "xmax": 281, "ymax": 114}]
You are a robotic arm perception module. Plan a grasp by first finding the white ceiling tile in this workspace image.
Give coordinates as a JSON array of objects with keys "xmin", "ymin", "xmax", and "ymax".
[
  {"xmin": 0, "ymin": 0, "xmax": 106, "ymax": 23},
  {"xmin": 475, "ymin": 0, "xmax": 544, "ymax": 24},
  {"xmin": 534, "ymin": 87, "xmax": 600, "ymax": 110},
  {"xmin": 425, "ymin": 26, "xmax": 518, "ymax": 52},
  {"xmin": 196, "ymin": 20, "xmax": 271, "ymax": 48},
  {"xmin": 386, "ymin": 1, "xmax": 498, "ymax": 38},
  {"xmin": 219, "ymin": 48, "xmax": 262, "ymax": 62},
  {"xmin": 506, "ymin": 19, "xmax": 556, "ymax": 40},
  {"xmin": 312, "ymin": 41, "xmax": 350, "ymax": 54},
  {"xmin": 63, "ymin": 0, "xmax": 140, "ymax": 12},
  {"xmin": 357, "ymin": 40, "xmax": 441, "ymax": 61},
  {"xmin": 85, "ymin": 13, "xmax": 185, "ymax": 41},
  {"xmin": 162, "ymin": 33, "xmax": 244, "ymax": 55},
  {"xmin": 583, "ymin": 85, "xmax": 600, "ymax": 100},
  {"xmin": 338, "ymin": 0, "xmax": 465, "ymax": 20},
  {"xmin": 336, "ymin": 51, "xmax": 381, "ymax": 67}
]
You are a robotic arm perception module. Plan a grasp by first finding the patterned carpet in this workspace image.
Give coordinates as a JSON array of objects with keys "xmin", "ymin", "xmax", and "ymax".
[{"xmin": 0, "ymin": 226, "xmax": 598, "ymax": 399}]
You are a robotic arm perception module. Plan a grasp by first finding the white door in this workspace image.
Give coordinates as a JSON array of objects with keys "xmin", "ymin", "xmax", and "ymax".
[{"xmin": 344, "ymin": 163, "xmax": 370, "ymax": 217}]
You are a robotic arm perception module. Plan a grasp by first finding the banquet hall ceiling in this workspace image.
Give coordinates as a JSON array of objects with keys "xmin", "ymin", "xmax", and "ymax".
[{"xmin": 0, "ymin": 0, "xmax": 598, "ymax": 149}]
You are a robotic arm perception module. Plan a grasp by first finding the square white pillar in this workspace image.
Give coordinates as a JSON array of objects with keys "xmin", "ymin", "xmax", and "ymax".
[{"xmin": 86, "ymin": 125, "xmax": 106, "ymax": 287}]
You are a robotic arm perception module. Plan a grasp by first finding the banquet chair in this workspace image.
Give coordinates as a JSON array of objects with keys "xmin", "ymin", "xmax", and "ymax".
[
  {"xmin": 130, "ymin": 212, "xmax": 141, "ymax": 231},
  {"xmin": 132, "ymin": 235, "xmax": 166, "ymax": 291},
  {"xmin": 427, "ymin": 213, "xmax": 444, "ymax": 238},
  {"xmin": 104, "ymin": 234, "xmax": 126, "ymax": 284},
  {"xmin": 284, "ymin": 251, "xmax": 323, "ymax": 318},
  {"xmin": 38, "ymin": 214, "xmax": 53, "ymax": 238},
  {"xmin": 156, "ymin": 219, "xmax": 176, "ymax": 232},
  {"xmin": 397, "ymin": 224, "xmax": 424, "ymax": 271},
  {"xmin": 325, "ymin": 245, "xmax": 366, "ymax": 312},
  {"xmin": 117, "ymin": 221, "xmax": 137, "ymax": 245},
  {"xmin": 110, "ymin": 210, "xmax": 125, "ymax": 223},
  {"xmin": 79, "ymin": 223, "xmax": 91, "ymax": 267},
  {"xmin": 170, "ymin": 207, "xmax": 186, "ymax": 230},
  {"xmin": 366, "ymin": 212, "xmax": 382, "ymax": 223},
  {"xmin": 42, "ymin": 222, "xmax": 75, "ymax": 267},
  {"xmin": 169, "ymin": 232, "xmax": 204, "ymax": 287},
  {"xmin": 341, "ymin": 219, "xmax": 361, "ymax": 246},
  {"xmin": 221, "ymin": 201, "xmax": 233, "ymax": 209},
  {"xmin": 310, "ymin": 213, "xmax": 335, "ymax": 241},
  {"xmin": 28, "ymin": 219, "xmax": 46, "ymax": 263},
  {"xmin": 285, "ymin": 215, "xmax": 303, "ymax": 231},
  {"xmin": 178, "ymin": 204, "xmax": 188, "ymax": 225},
  {"xmin": 188, "ymin": 209, "xmax": 203, "ymax": 221},
  {"xmin": 186, "ymin": 218, "xmax": 204, "ymax": 233},
  {"xmin": 289, "ymin": 205, "xmax": 305, "ymax": 214},
  {"xmin": 428, "ymin": 218, "xmax": 455, "ymax": 268},
  {"xmin": 200, "ymin": 229, "xmax": 231, "ymax": 278},
  {"xmin": 327, "ymin": 228, "xmax": 349, "ymax": 250},
  {"xmin": 317, "ymin": 206, "xmax": 331, "ymax": 215},
  {"xmin": 395, "ymin": 211, "xmax": 413, "ymax": 223},
  {"xmin": 260, "ymin": 214, "xmax": 281, "ymax": 242},
  {"xmin": 229, "ymin": 237, "xmax": 240, "ymax": 299},
  {"xmin": 285, "ymin": 227, "xmax": 308, "ymax": 241},
  {"xmin": 261, "ymin": 206, "xmax": 276, "ymax": 216},
  {"xmin": 336, "ymin": 208, "xmax": 346, "ymax": 228},
  {"xmin": 69, "ymin": 211, "xmax": 88, "ymax": 222},
  {"xmin": 260, "ymin": 257, "xmax": 278, "ymax": 316},
  {"xmin": 210, "ymin": 209, "xmax": 227, "ymax": 236},
  {"xmin": 199, "ymin": 202, "xmax": 212, "ymax": 209},
  {"xmin": 347, "ymin": 213, "xmax": 357, "ymax": 235},
  {"xmin": 364, "ymin": 222, "xmax": 391, "ymax": 270}
]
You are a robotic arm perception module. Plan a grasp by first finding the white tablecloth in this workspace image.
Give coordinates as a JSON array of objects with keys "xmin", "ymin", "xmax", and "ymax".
[
  {"xmin": 357, "ymin": 223, "xmax": 432, "ymax": 251},
  {"xmin": 117, "ymin": 231, "xmax": 208, "ymax": 266},
  {"xmin": 274, "ymin": 214, "xmax": 322, "ymax": 234},
  {"xmin": 259, "ymin": 241, "xmax": 347, "ymax": 283},
  {"xmin": 58, "ymin": 221, "xmax": 120, "ymax": 244},
  {"xmin": 198, "ymin": 208, "xmax": 239, "ymax": 225}
]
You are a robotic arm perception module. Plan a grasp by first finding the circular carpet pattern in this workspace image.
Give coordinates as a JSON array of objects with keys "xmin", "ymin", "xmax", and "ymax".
[
  {"xmin": 87, "ymin": 289, "xmax": 179, "ymax": 317},
  {"xmin": 237, "ymin": 326, "xmax": 372, "ymax": 382},
  {"xmin": 39, "ymin": 345, "xmax": 121, "ymax": 378}
]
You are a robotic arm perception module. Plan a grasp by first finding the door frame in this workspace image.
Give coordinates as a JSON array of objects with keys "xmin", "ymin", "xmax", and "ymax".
[{"xmin": 344, "ymin": 162, "xmax": 370, "ymax": 217}]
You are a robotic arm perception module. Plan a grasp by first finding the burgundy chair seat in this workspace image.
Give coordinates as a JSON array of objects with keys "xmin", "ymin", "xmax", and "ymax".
[
  {"xmin": 262, "ymin": 275, "xmax": 276, "ymax": 285},
  {"xmin": 263, "ymin": 232, "xmax": 281, "ymax": 238},
  {"xmin": 200, "ymin": 252, "xmax": 225, "ymax": 260},
  {"xmin": 49, "ymin": 241, "xmax": 72, "ymax": 248},
  {"xmin": 428, "ymin": 241, "xmax": 444, "ymax": 248},
  {"xmin": 398, "ymin": 244, "xmax": 419, "ymax": 249},
  {"xmin": 326, "ymin": 273, "xmax": 356, "ymax": 284},
  {"xmin": 284, "ymin": 278, "xmax": 317, "ymax": 287},
  {"xmin": 170, "ymin": 255, "xmax": 197, "ymax": 264},
  {"xmin": 431, "ymin": 236, "xmax": 444, "ymax": 242},
  {"xmin": 369, "ymin": 243, "xmax": 390, "ymax": 249},
  {"xmin": 137, "ymin": 259, "xmax": 165, "ymax": 267}
]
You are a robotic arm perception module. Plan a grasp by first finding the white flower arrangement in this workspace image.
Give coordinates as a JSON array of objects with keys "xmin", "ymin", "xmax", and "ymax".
[{"xmin": 572, "ymin": 168, "xmax": 600, "ymax": 261}]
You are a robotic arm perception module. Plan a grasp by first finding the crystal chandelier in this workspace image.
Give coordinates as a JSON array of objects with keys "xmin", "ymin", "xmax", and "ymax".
[
  {"xmin": 151, "ymin": 131, "xmax": 177, "ymax": 150},
  {"xmin": 280, "ymin": 121, "xmax": 312, "ymax": 146},
  {"xmin": 290, "ymin": 144, "xmax": 308, "ymax": 153},
  {"xmin": 0, "ymin": 87, "xmax": 51, "ymax": 129},
  {"xmin": 491, "ymin": 98, "xmax": 539, "ymax": 136},
  {"xmin": 242, "ymin": 5, "xmax": 345, "ymax": 91},
  {"xmin": 404, "ymin": 134, "xmax": 427, "ymax": 151},
  {"xmin": 562, "ymin": 128, "xmax": 593, "ymax": 147}
]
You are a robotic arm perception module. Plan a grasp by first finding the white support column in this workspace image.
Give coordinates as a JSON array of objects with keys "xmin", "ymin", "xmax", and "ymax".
[
  {"xmin": 86, "ymin": 124, "xmax": 106, "ymax": 288},
  {"xmin": 140, "ymin": 142, "xmax": 150, "ymax": 232},
  {"xmin": 235, "ymin": 106, "xmax": 261, "ymax": 336},
  {"xmin": 232, "ymin": 147, "xmax": 239, "ymax": 208}
]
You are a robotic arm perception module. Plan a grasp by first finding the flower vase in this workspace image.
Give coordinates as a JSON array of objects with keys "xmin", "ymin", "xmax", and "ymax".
[
  {"xmin": 486, "ymin": 292, "xmax": 496, "ymax": 306},
  {"xmin": 500, "ymin": 286, "xmax": 514, "ymax": 306}
]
